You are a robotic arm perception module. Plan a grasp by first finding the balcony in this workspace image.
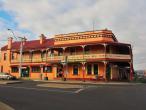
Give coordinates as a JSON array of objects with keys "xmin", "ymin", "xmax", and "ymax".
[
  {"xmin": 105, "ymin": 54, "xmax": 131, "ymax": 60},
  {"xmin": 67, "ymin": 54, "xmax": 131, "ymax": 62},
  {"xmin": 47, "ymin": 56, "xmax": 64, "ymax": 62},
  {"xmin": 11, "ymin": 53, "xmax": 131, "ymax": 64},
  {"xmin": 11, "ymin": 58, "xmax": 45, "ymax": 63}
]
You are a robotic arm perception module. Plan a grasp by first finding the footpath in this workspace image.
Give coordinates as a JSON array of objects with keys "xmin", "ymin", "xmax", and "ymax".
[
  {"xmin": 0, "ymin": 79, "xmax": 143, "ymax": 89},
  {"xmin": 0, "ymin": 101, "xmax": 14, "ymax": 110},
  {"xmin": 34, "ymin": 79, "xmax": 142, "ymax": 88},
  {"xmin": 35, "ymin": 79, "xmax": 142, "ymax": 85},
  {"xmin": 0, "ymin": 80, "xmax": 22, "ymax": 85}
]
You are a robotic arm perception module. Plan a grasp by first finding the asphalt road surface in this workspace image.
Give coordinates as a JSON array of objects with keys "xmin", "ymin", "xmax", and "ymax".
[{"xmin": 0, "ymin": 80, "xmax": 146, "ymax": 110}]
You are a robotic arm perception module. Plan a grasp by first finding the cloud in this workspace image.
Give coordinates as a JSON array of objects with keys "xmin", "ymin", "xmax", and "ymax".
[{"xmin": 0, "ymin": 0, "xmax": 146, "ymax": 69}]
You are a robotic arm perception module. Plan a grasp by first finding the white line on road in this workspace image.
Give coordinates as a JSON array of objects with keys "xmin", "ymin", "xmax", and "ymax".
[
  {"xmin": 74, "ymin": 88, "xmax": 85, "ymax": 93},
  {"xmin": 74, "ymin": 85, "xmax": 104, "ymax": 93},
  {"xmin": 0, "ymin": 85, "xmax": 75, "ymax": 94}
]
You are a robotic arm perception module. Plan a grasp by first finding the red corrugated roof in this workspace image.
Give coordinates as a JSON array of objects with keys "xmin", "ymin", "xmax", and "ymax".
[
  {"xmin": 1, "ymin": 38, "xmax": 130, "ymax": 51},
  {"xmin": 1, "ymin": 38, "xmax": 54, "ymax": 51}
]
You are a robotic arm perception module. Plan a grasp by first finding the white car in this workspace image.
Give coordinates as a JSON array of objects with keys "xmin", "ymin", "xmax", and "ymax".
[{"xmin": 0, "ymin": 72, "xmax": 16, "ymax": 80}]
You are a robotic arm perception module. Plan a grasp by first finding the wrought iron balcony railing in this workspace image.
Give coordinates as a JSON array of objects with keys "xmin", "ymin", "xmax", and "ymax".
[{"xmin": 11, "ymin": 53, "xmax": 131, "ymax": 63}]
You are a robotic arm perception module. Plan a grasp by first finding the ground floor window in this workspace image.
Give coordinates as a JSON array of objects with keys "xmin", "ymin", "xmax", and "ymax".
[
  {"xmin": 31, "ymin": 66, "xmax": 40, "ymax": 73},
  {"xmin": 73, "ymin": 65, "xmax": 78, "ymax": 75},
  {"xmin": 87, "ymin": 64, "xmax": 92, "ymax": 75},
  {"xmin": 11, "ymin": 67, "xmax": 18, "ymax": 73},
  {"xmin": 1, "ymin": 66, "xmax": 3, "ymax": 72},
  {"xmin": 93, "ymin": 64, "xmax": 98, "ymax": 75},
  {"xmin": 43, "ymin": 66, "xmax": 52, "ymax": 73}
]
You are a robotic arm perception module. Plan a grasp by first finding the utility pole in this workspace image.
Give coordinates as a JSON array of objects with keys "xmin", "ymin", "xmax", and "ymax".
[
  {"xmin": 7, "ymin": 29, "xmax": 25, "ymax": 78},
  {"xmin": 18, "ymin": 37, "xmax": 24, "ymax": 78}
]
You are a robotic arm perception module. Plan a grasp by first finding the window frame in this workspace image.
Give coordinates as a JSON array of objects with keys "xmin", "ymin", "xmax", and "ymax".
[
  {"xmin": 31, "ymin": 66, "xmax": 41, "ymax": 73},
  {"xmin": 86, "ymin": 64, "xmax": 92, "ymax": 75},
  {"xmin": 4, "ymin": 53, "xmax": 7, "ymax": 60},
  {"xmin": 93, "ymin": 64, "xmax": 98, "ymax": 75},
  {"xmin": 11, "ymin": 67, "xmax": 18, "ymax": 73},
  {"xmin": 43, "ymin": 66, "xmax": 52, "ymax": 73},
  {"xmin": 73, "ymin": 65, "xmax": 78, "ymax": 75},
  {"xmin": 11, "ymin": 52, "xmax": 15, "ymax": 60}
]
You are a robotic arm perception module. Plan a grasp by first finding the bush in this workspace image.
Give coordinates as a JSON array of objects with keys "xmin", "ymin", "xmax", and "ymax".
[
  {"xmin": 139, "ymin": 78, "xmax": 146, "ymax": 83},
  {"xmin": 133, "ymin": 76, "xmax": 146, "ymax": 83}
]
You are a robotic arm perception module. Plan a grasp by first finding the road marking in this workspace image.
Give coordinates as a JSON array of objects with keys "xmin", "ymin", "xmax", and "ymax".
[
  {"xmin": 0, "ymin": 85, "xmax": 75, "ymax": 94},
  {"xmin": 74, "ymin": 88, "xmax": 85, "ymax": 93},
  {"xmin": 0, "ymin": 85, "xmax": 103, "ymax": 94},
  {"xmin": 74, "ymin": 85, "xmax": 104, "ymax": 93}
]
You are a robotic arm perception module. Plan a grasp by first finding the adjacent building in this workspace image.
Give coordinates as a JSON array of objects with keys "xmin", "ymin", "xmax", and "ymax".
[{"xmin": 0, "ymin": 29, "xmax": 134, "ymax": 81}]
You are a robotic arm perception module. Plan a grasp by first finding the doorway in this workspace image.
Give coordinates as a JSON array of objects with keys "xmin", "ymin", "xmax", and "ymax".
[
  {"xmin": 106, "ymin": 64, "xmax": 111, "ymax": 80},
  {"xmin": 119, "ymin": 67, "xmax": 130, "ymax": 80},
  {"xmin": 57, "ymin": 65, "xmax": 63, "ymax": 78},
  {"xmin": 21, "ymin": 67, "xmax": 30, "ymax": 77}
]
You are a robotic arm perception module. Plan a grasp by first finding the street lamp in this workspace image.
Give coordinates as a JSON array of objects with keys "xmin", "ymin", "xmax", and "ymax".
[
  {"xmin": 7, "ymin": 29, "xmax": 25, "ymax": 78},
  {"xmin": 7, "ymin": 29, "xmax": 17, "ymax": 40}
]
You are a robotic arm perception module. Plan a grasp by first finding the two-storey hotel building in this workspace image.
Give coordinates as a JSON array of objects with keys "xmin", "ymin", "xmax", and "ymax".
[{"xmin": 0, "ymin": 29, "xmax": 134, "ymax": 81}]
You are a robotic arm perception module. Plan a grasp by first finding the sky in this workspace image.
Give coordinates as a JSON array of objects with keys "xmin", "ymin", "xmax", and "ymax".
[{"xmin": 0, "ymin": 0, "xmax": 146, "ymax": 70}]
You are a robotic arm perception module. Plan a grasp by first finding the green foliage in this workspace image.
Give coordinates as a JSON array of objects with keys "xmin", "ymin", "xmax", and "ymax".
[{"xmin": 133, "ymin": 74, "xmax": 146, "ymax": 83}]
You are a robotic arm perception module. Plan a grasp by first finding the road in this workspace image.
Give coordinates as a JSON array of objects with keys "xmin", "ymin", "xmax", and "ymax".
[{"xmin": 0, "ymin": 80, "xmax": 146, "ymax": 110}]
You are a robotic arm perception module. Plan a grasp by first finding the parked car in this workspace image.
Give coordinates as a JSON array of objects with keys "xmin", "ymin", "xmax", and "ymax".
[{"xmin": 0, "ymin": 72, "xmax": 16, "ymax": 80}]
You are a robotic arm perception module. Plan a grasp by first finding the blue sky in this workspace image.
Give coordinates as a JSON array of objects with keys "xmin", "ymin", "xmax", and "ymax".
[
  {"xmin": 0, "ymin": 0, "xmax": 146, "ymax": 70},
  {"xmin": 0, "ymin": 10, "xmax": 12, "ymax": 21}
]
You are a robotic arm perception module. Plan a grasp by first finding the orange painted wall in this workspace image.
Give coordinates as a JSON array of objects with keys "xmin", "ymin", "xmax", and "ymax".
[
  {"xmin": 55, "ymin": 36, "xmax": 114, "ymax": 45},
  {"xmin": 11, "ymin": 72, "xmax": 19, "ymax": 78},
  {"xmin": 0, "ymin": 50, "xmax": 11, "ymax": 73},
  {"xmin": 22, "ymin": 52, "xmax": 30, "ymax": 59},
  {"xmin": 30, "ymin": 73, "xmax": 41, "ymax": 79},
  {"xmin": 66, "ymin": 62, "xmax": 105, "ymax": 79},
  {"xmin": 32, "ymin": 51, "xmax": 41, "ymax": 59},
  {"xmin": 64, "ymin": 45, "xmax": 104, "ymax": 55}
]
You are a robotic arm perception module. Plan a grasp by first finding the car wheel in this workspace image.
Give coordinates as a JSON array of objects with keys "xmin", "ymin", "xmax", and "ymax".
[{"xmin": 7, "ymin": 76, "xmax": 10, "ymax": 80}]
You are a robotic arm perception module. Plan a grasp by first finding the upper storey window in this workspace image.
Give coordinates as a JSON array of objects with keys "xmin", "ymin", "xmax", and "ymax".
[
  {"xmin": 84, "ymin": 46, "xmax": 90, "ymax": 54},
  {"xmin": 11, "ymin": 53, "xmax": 15, "ymax": 60},
  {"xmin": 70, "ymin": 48, "xmax": 75, "ymax": 55},
  {"xmin": 4, "ymin": 53, "xmax": 7, "ymax": 60},
  {"xmin": 41, "ymin": 51, "xmax": 46, "ymax": 58},
  {"xmin": 58, "ymin": 49, "xmax": 63, "ymax": 56}
]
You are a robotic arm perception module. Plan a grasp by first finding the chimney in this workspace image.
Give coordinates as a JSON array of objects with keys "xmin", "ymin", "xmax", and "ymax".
[
  {"xmin": 40, "ymin": 34, "xmax": 46, "ymax": 44},
  {"xmin": 8, "ymin": 37, "xmax": 13, "ymax": 49}
]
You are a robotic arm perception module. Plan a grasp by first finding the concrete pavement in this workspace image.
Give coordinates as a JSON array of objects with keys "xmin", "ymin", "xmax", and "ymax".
[
  {"xmin": 0, "ymin": 101, "xmax": 14, "ymax": 110},
  {"xmin": 34, "ymin": 79, "xmax": 142, "ymax": 86},
  {"xmin": 0, "ymin": 80, "xmax": 22, "ymax": 85}
]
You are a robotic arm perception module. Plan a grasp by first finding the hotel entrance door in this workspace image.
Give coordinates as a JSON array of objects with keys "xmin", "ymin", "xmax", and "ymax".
[
  {"xmin": 21, "ymin": 67, "xmax": 29, "ymax": 77},
  {"xmin": 57, "ymin": 65, "xmax": 63, "ymax": 78}
]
